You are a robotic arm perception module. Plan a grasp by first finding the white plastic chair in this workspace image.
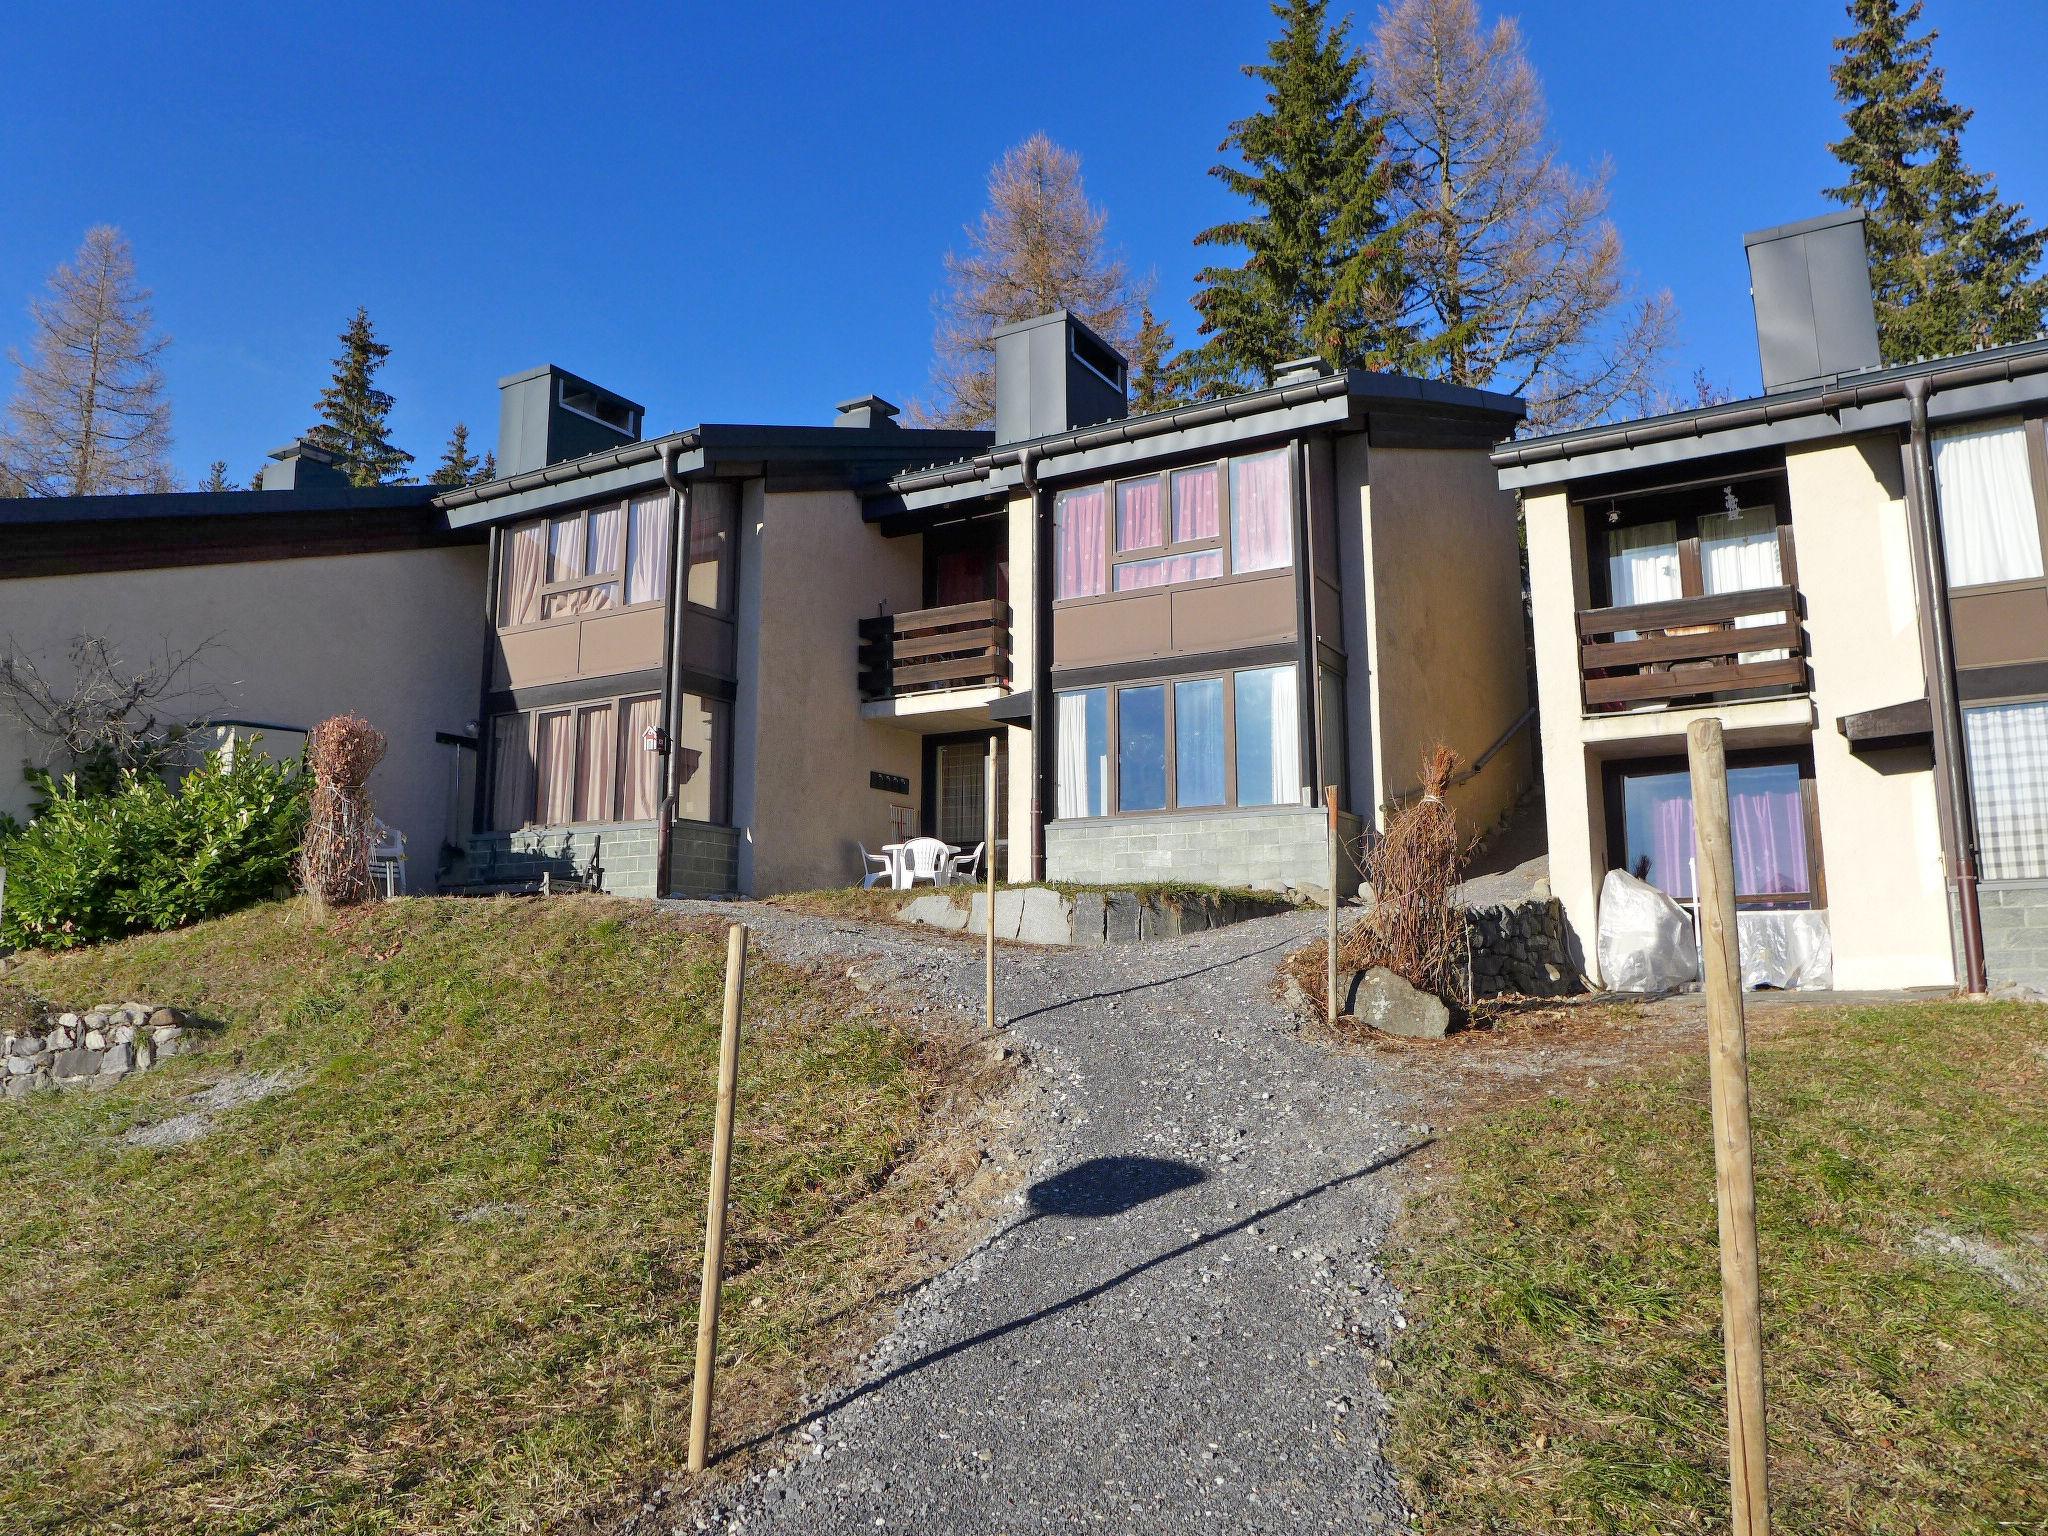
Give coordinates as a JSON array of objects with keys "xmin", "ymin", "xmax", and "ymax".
[
  {"xmin": 858, "ymin": 843, "xmax": 895, "ymax": 889},
  {"xmin": 949, "ymin": 842, "xmax": 985, "ymax": 883},
  {"xmin": 370, "ymin": 819, "xmax": 408, "ymax": 898},
  {"xmin": 900, "ymin": 837, "xmax": 954, "ymax": 888}
]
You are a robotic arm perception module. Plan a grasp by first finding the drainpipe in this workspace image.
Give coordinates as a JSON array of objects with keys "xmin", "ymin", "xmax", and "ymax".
[
  {"xmin": 1023, "ymin": 445, "xmax": 1050, "ymax": 881},
  {"xmin": 1901, "ymin": 376, "xmax": 1988, "ymax": 994},
  {"xmin": 655, "ymin": 442, "xmax": 690, "ymax": 899},
  {"xmin": 1289, "ymin": 435, "xmax": 1318, "ymax": 806},
  {"xmin": 471, "ymin": 525, "xmax": 503, "ymax": 838}
]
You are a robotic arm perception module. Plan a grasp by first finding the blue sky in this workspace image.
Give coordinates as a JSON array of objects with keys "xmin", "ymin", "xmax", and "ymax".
[{"xmin": 5, "ymin": 1, "xmax": 2045, "ymax": 485}]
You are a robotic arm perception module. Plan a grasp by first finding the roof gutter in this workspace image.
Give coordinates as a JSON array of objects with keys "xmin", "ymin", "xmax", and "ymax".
[{"xmin": 434, "ymin": 430, "xmax": 700, "ymax": 512}]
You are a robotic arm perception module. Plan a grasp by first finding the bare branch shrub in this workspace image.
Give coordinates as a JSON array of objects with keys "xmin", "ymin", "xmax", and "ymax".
[
  {"xmin": 0, "ymin": 632, "xmax": 221, "ymax": 785},
  {"xmin": 298, "ymin": 714, "xmax": 386, "ymax": 908}
]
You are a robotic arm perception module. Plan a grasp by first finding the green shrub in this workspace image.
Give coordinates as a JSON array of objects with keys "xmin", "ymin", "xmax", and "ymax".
[{"xmin": 0, "ymin": 746, "xmax": 307, "ymax": 949}]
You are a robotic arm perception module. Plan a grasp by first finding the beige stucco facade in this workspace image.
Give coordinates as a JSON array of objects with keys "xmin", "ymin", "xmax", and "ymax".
[
  {"xmin": 1344, "ymin": 438, "xmax": 1532, "ymax": 832},
  {"xmin": 731, "ymin": 484, "xmax": 926, "ymax": 895},
  {"xmin": 0, "ymin": 546, "xmax": 487, "ymax": 884},
  {"xmin": 1524, "ymin": 439, "xmax": 1956, "ymax": 991}
]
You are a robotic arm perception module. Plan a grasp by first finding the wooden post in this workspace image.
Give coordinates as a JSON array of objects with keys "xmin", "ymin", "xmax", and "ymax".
[
  {"xmin": 1686, "ymin": 718, "xmax": 1771, "ymax": 1536},
  {"xmin": 985, "ymin": 737, "xmax": 998, "ymax": 1032},
  {"xmin": 688, "ymin": 922, "xmax": 748, "ymax": 1474},
  {"xmin": 1326, "ymin": 786, "xmax": 1341, "ymax": 1026}
]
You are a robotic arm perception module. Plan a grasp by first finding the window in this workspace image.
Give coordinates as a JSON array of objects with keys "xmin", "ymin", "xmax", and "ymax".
[
  {"xmin": 1116, "ymin": 476, "xmax": 1163, "ymax": 552},
  {"xmin": 1616, "ymin": 758, "xmax": 1816, "ymax": 905},
  {"xmin": 499, "ymin": 497, "xmax": 673, "ymax": 629},
  {"xmin": 1113, "ymin": 551, "xmax": 1223, "ymax": 591},
  {"xmin": 1054, "ymin": 687, "xmax": 1109, "ymax": 817},
  {"xmin": 624, "ymin": 492, "xmax": 672, "ymax": 605},
  {"xmin": 1964, "ymin": 700, "xmax": 2048, "ymax": 880},
  {"xmin": 1933, "ymin": 419, "xmax": 2045, "ymax": 588},
  {"xmin": 674, "ymin": 692, "xmax": 730, "ymax": 823},
  {"xmin": 534, "ymin": 710, "xmax": 575, "ymax": 826},
  {"xmin": 573, "ymin": 703, "xmax": 616, "ymax": 823},
  {"xmin": 1117, "ymin": 684, "xmax": 1168, "ymax": 812},
  {"xmin": 686, "ymin": 487, "xmax": 737, "ymax": 612},
  {"xmin": 1229, "ymin": 450, "xmax": 1293, "ymax": 573},
  {"xmin": 1053, "ymin": 664, "xmax": 1298, "ymax": 818},
  {"xmin": 1055, "ymin": 486, "xmax": 1108, "ymax": 598},
  {"xmin": 489, "ymin": 714, "xmax": 533, "ymax": 830},
  {"xmin": 619, "ymin": 695, "xmax": 662, "ymax": 821},
  {"xmin": 498, "ymin": 521, "xmax": 545, "ymax": 626},
  {"xmin": 1233, "ymin": 665, "xmax": 1300, "ymax": 807},
  {"xmin": 1175, "ymin": 677, "xmax": 1226, "ymax": 808},
  {"xmin": 1173, "ymin": 464, "xmax": 1221, "ymax": 543}
]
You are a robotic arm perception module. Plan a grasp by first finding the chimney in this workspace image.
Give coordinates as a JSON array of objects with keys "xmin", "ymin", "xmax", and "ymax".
[
  {"xmin": 496, "ymin": 365, "xmax": 644, "ymax": 477},
  {"xmin": 834, "ymin": 394, "xmax": 901, "ymax": 429},
  {"xmin": 992, "ymin": 311, "xmax": 1127, "ymax": 444},
  {"xmin": 1744, "ymin": 211, "xmax": 1882, "ymax": 394},
  {"xmin": 1272, "ymin": 355, "xmax": 1329, "ymax": 386},
  {"xmin": 259, "ymin": 437, "xmax": 350, "ymax": 491}
]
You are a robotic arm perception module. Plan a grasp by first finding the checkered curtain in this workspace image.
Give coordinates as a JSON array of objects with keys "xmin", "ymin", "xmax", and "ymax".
[{"xmin": 1964, "ymin": 701, "xmax": 2048, "ymax": 880}]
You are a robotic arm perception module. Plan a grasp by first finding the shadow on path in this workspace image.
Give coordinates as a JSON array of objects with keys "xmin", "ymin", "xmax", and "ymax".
[{"xmin": 724, "ymin": 1139, "xmax": 1429, "ymax": 1463}]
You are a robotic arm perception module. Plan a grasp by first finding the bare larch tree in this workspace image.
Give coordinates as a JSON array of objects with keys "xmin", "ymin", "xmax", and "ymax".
[
  {"xmin": 0, "ymin": 226, "xmax": 174, "ymax": 495},
  {"xmin": 916, "ymin": 133, "xmax": 1143, "ymax": 428},
  {"xmin": 1371, "ymin": 0, "xmax": 1675, "ymax": 430}
]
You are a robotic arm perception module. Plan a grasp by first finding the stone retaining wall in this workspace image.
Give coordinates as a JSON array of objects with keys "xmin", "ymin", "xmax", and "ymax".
[
  {"xmin": 3, "ymin": 1002, "xmax": 200, "ymax": 1100},
  {"xmin": 465, "ymin": 821, "xmax": 740, "ymax": 899},
  {"xmin": 897, "ymin": 886, "xmax": 1293, "ymax": 947},
  {"xmin": 1462, "ymin": 896, "xmax": 1584, "ymax": 998}
]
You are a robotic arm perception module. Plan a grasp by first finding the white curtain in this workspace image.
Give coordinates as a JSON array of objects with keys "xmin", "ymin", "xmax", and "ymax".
[
  {"xmin": 1933, "ymin": 419, "xmax": 2043, "ymax": 587},
  {"xmin": 1964, "ymin": 700, "xmax": 2048, "ymax": 880},
  {"xmin": 1701, "ymin": 506, "xmax": 1788, "ymax": 661},
  {"xmin": 1055, "ymin": 691, "xmax": 1096, "ymax": 818},
  {"xmin": 1264, "ymin": 672, "xmax": 1300, "ymax": 805},
  {"xmin": 1606, "ymin": 520, "xmax": 1681, "ymax": 644}
]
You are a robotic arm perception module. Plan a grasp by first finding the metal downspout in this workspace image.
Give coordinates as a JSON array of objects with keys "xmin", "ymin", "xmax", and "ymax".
[
  {"xmin": 655, "ymin": 442, "xmax": 689, "ymax": 898},
  {"xmin": 1289, "ymin": 435, "xmax": 1318, "ymax": 807},
  {"xmin": 1023, "ymin": 446, "xmax": 1050, "ymax": 881},
  {"xmin": 1902, "ymin": 377, "xmax": 1988, "ymax": 994}
]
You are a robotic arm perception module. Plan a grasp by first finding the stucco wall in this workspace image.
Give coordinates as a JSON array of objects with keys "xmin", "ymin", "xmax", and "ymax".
[
  {"xmin": 1786, "ymin": 436, "xmax": 1954, "ymax": 989},
  {"xmin": 735, "ymin": 485, "xmax": 925, "ymax": 895},
  {"xmin": 1353, "ymin": 441, "xmax": 1532, "ymax": 831},
  {"xmin": 1005, "ymin": 489, "xmax": 1036, "ymax": 882},
  {"xmin": 0, "ymin": 546, "xmax": 486, "ymax": 886}
]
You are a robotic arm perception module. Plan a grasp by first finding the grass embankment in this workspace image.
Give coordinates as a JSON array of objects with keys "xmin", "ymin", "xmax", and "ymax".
[
  {"xmin": 769, "ymin": 879, "xmax": 1297, "ymax": 926},
  {"xmin": 1388, "ymin": 1000, "xmax": 2048, "ymax": 1534},
  {"xmin": 0, "ymin": 896, "xmax": 1003, "ymax": 1534}
]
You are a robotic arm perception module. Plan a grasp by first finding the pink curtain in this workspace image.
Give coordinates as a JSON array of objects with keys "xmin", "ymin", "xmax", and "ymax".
[
  {"xmin": 1117, "ymin": 477, "xmax": 1163, "ymax": 551},
  {"xmin": 1113, "ymin": 550, "xmax": 1224, "ymax": 591},
  {"xmin": 620, "ymin": 695, "xmax": 662, "ymax": 820},
  {"xmin": 501, "ymin": 523, "xmax": 544, "ymax": 626},
  {"xmin": 574, "ymin": 704, "xmax": 615, "ymax": 823},
  {"xmin": 1731, "ymin": 779, "xmax": 1808, "ymax": 896},
  {"xmin": 625, "ymin": 493, "xmax": 671, "ymax": 605},
  {"xmin": 1056, "ymin": 487, "xmax": 1107, "ymax": 598},
  {"xmin": 1174, "ymin": 465, "xmax": 1221, "ymax": 542},
  {"xmin": 1229, "ymin": 451, "xmax": 1293, "ymax": 572},
  {"xmin": 490, "ymin": 714, "xmax": 532, "ymax": 830},
  {"xmin": 534, "ymin": 711, "xmax": 575, "ymax": 826}
]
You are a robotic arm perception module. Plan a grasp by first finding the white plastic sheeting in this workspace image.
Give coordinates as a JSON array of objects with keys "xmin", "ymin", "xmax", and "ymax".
[
  {"xmin": 1735, "ymin": 909, "xmax": 1834, "ymax": 991},
  {"xmin": 1597, "ymin": 870, "xmax": 1701, "ymax": 993}
]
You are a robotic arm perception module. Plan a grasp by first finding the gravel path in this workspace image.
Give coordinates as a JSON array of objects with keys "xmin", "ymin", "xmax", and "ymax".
[{"xmin": 666, "ymin": 902, "xmax": 1430, "ymax": 1535}]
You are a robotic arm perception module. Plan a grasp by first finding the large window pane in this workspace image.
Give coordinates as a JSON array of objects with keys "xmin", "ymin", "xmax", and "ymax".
[
  {"xmin": 499, "ymin": 522, "xmax": 545, "ymax": 627},
  {"xmin": 1055, "ymin": 487, "xmax": 1108, "ymax": 598},
  {"xmin": 674, "ymin": 693, "xmax": 729, "ymax": 823},
  {"xmin": 1116, "ymin": 477, "xmax": 1163, "ymax": 552},
  {"xmin": 686, "ymin": 488, "xmax": 736, "ymax": 612},
  {"xmin": 1964, "ymin": 700, "xmax": 2048, "ymax": 880},
  {"xmin": 1620, "ymin": 761, "xmax": 1810, "ymax": 901},
  {"xmin": 546, "ymin": 515, "xmax": 583, "ymax": 583},
  {"xmin": 534, "ymin": 710, "xmax": 575, "ymax": 826},
  {"xmin": 1175, "ymin": 678, "xmax": 1225, "ymax": 808},
  {"xmin": 1173, "ymin": 464, "xmax": 1221, "ymax": 542},
  {"xmin": 1229, "ymin": 451, "xmax": 1293, "ymax": 573},
  {"xmin": 489, "ymin": 713, "xmax": 532, "ymax": 830},
  {"xmin": 1054, "ymin": 687, "xmax": 1108, "ymax": 817},
  {"xmin": 1233, "ymin": 665, "xmax": 1299, "ymax": 807},
  {"xmin": 573, "ymin": 704, "xmax": 616, "ymax": 823},
  {"xmin": 619, "ymin": 695, "xmax": 662, "ymax": 821},
  {"xmin": 625, "ymin": 493, "xmax": 672, "ymax": 605},
  {"xmin": 1117, "ymin": 684, "xmax": 1167, "ymax": 812},
  {"xmin": 586, "ymin": 504, "xmax": 624, "ymax": 579},
  {"xmin": 1933, "ymin": 419, "xmax": 2044, "ymax": 587}
]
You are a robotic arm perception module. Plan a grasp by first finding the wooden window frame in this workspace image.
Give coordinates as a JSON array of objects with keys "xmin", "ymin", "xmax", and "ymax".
[
  {"xmin": 498, "ymin": 494, "xmax": 674, "ymax": 634},
  {"xmin": 1601, "ymin": 746, "xmax": 1828, "ymax": 910}
]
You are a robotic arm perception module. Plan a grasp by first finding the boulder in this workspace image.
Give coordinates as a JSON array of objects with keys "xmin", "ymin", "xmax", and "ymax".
[
  {"xmin": 99, "ymin": 1043, "xmax": 135, "ymax": 1075},
  {"xmin": 1014, "ymin": 888, "xmax": 1073, "ymax": 946},
  {"xmin": 1343, "ymin": 966, "xmax": 1451, "ymax": 1041},
  {"xmin": 52, "ymin": 1047, "xmax": 102, "ymax": 1082}
]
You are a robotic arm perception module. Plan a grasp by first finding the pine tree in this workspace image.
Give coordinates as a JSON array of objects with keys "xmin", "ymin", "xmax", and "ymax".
[
  {"xmin": 916, "ymin": 133, "xmax": 1143, "ymax": 427},
  {"xmin": 1184, "ymin": 0, "xmax": 1411, "ymax": 396},
  {"xmin": 1128, "ymin": 304, "xmax": 1189, "ymax": 415},
  {"xmin": 0, "ymin": 226, "xmax": 174, "ymax": 495},
  {"xmin": 306, "ymin": 307, "xmax": 413, "ymax": 486},
  {"xmin": 199, "ymin": 460, "xmax": 231, "ymax": 493},
  {"xmin": 249, "ymin": 464, "xmax": 267, "ymax": 491},
  {"xmin": 429, "ymin": 421, "xmax": 486, "ymax": 486},
  {"xmin": 1828, "ymin": 0, "xmax": 2048, "ymax": 360},
  {"xmin": 476, "ymin": 450, "xmax": 496, "ymax": 482}
]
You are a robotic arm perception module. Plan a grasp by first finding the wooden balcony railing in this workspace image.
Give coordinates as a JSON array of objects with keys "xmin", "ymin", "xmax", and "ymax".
[
  {"xmin": 858, "ymin": 599, "xmax": 1012, "ymax": 702},
  {"xmin": 1577, "ymin": 586, "xmax": 1807, "ymax": 710}
]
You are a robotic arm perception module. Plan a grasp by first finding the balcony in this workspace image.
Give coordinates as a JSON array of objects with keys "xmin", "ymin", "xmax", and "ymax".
[
  {"xmin": 1578, "ymin": 586, "xmax": 1807, "ymax": 712},
  {"xmin": 858, "ymin": 599, "xmax": 1012, "ymax": 706}
]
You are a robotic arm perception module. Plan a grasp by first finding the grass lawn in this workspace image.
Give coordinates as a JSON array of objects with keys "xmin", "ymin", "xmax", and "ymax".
[
  {"xmin": 0, "ymin": 896, "xmax": 1006, "ymax": 1534},
  {"xmin": 1387, "ymin": 1000, "xmax": 2048, "ymax": 1534}
]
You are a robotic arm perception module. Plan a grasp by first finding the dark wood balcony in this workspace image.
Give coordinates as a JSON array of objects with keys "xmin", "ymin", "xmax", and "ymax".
[
  {"xmin": 1578, "ymin": 586, "xmax": 1807, "ymax": 711},
  {"xmin": 858, "ymin": 599, "xmax": 1012, "ymax": 702}
]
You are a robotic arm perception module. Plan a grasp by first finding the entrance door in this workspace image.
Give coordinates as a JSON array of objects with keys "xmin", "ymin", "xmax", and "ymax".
[{"xmin": 932, "ymin": 736, "xmax": 1006, "ymax": 863}]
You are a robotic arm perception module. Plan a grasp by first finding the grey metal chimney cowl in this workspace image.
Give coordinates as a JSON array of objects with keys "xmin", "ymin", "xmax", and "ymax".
[
  {"xmin": 496, "ymin": 365, "xmax": 645, "ymax": 477},
  {"xmin": 259, "ymin": 437, "xmax": 351, "ymax": 491},
  {"xmin": 1744, "ymin": 211, "xmax": 1883, "ymax": 394},
  {"xmin": 991, "ymin": 311, "xmax": 1128, "ymax": 444}
]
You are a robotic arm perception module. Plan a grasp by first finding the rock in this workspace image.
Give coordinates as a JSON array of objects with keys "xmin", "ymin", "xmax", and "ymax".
[
  {"xmin": 150, "ymin": 1025, "xmax": 184, "ymax": 1044},
  {"xmin": 7, "ymin": 1034, "xmax": 44, "ymax": 1057},
  {"xmin": 1280, "ymin": 972, "xmax": 1313, "ymax": 1019},
  {"xmin": 1343, "ymin": 967, "xmax": 1451, "ymax": 1041},
  {"xmin": 5, "ymin": 1055, "xmax": 37, "ymax": 1076},
  {"xmin": 56, "ymin": 1012, "xmax": 80, "ymax": 1032},
  {"xmin": 135, "ymin": 1039, "xmax": 156, "ymax": 1071},
  {"xmin": 112, "ymin": 1024, "xmax": 136, "ymax": 1045},
  {"xmin": 1014, "ymin": 888, "xmax": 1072, "ymax": 946},
  {"xmin": 1103, "ymin": 892, "xmax": 1142, "ymax": 945},
  {"xmin": 52, "ymin": 1046, "xmax": 102, "ymax": 1082},
  {"xmin": 3, "ymin": 1075, "xmax": 35, "ymax": 1101},
  {"xmin": 100, "ymin": 1043, "xmax": 135, "ymax": 1075},
  {"xmin": 147, "ymin": 1008, "xmax": 182, "ymax": 1029},
  {"xmin": 1070, "ymin": 892, "xmax": 1107, "ymax": 948},
  {"xmin": 898, "ymin": 894, "xmax": 967, "ymax": 932},
  {"xmin": 85, "ymin": 1030, "xmax": 108, "ymax": 1051}
]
